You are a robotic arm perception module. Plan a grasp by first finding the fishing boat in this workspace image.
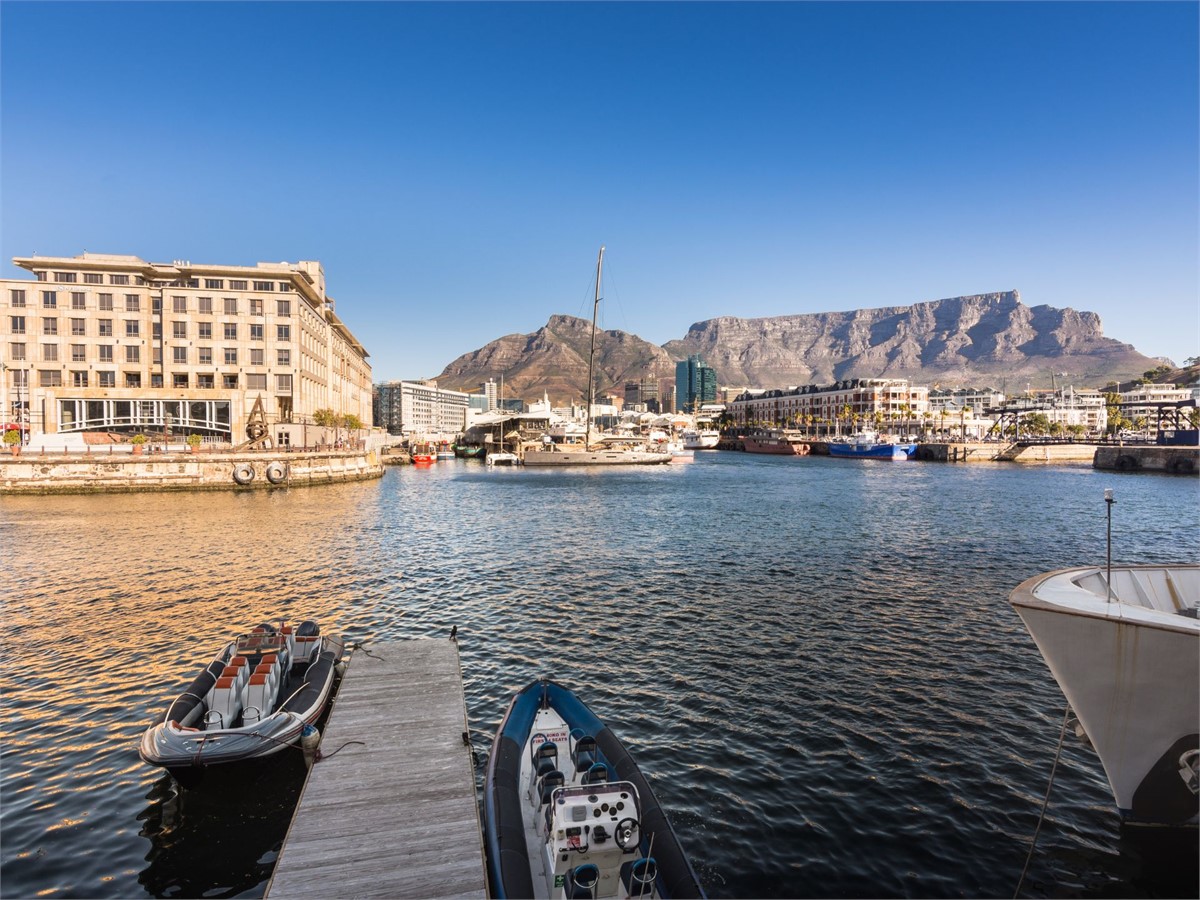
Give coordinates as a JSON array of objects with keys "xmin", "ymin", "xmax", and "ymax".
[
  {"xmin": 484, "ymin": 679, "xmax": 705, "ymax": 899},
  {"xmin": 1010, "ymin": 564, "xmax": 1199, "ymax": 826},
  {"xmin": 437, "ymin": 441, "xmax": 456, "ymax": 460},
  {"xmin": 742, "ymin": 429, "xmax": 810, "ymax": 455},
  {"xmin": 455, "ymin": 443, "xmax": 486, "ymax": 459},
  {"xmin": 523, "ymin": 247, "xmax": 671, "ymax": 469},
  {"xmin": 139, "ymin": 621, "xmax": 345, "ymax": 784},
  {"xmin": 827, "ymin": 431, "xmax": 914, "ymax": 460},
  {"xmin": 411, "ymin": 441, "xmax": 436, "ymax": 464}
]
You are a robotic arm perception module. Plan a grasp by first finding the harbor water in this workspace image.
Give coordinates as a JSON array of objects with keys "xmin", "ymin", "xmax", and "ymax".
[{"xmin": 2, "ymin": 454, "xmax": 1197, "ymax": 898}]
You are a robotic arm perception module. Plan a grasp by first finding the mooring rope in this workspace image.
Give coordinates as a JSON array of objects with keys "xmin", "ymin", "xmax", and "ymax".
[{"xmin": 1013, "ymin": 705, "xmax": 1072, "ymax": 899}]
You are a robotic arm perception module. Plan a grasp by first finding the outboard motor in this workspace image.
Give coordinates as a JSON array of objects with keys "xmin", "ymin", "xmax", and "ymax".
[
  {"xmin": 296, "ymin": 620, "xmax": 320, "ymax": 637},
  {"xmin": 294, "ymin": 620, "xmax": 322, "ymax": 666},
  {"xmin": 255, "ymin": 622, "xmax": 279, "ymax": 634}
]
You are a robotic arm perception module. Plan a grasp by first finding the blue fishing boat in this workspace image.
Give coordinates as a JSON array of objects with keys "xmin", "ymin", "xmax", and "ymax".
[
  {"xmin": 484, "ymin": 679, "xmax": 705, "ymax": 899},
  {"xmin": 828, "ymin": 431, "xmax": 915, "ymax": 460}
]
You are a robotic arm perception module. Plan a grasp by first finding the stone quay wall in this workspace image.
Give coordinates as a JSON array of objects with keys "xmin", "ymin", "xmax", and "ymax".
[
  {"xmin": 1093, "ymin": 445, "xmax": 1198, "ymax": 475},
  {"xmin": 0, "ymin": 448, "xmax": 384, "ymax": 494}
]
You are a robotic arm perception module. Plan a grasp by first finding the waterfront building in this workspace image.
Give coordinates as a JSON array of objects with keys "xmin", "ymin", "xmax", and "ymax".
[
  {"xmin": 374, "ymin": 379, "xmax": 469, "ymax": 437},
  {"xmin": 730, "ymin": 378, "xmax": 930, "ymax": 435},
  {"xmin": 1, "ymin": 252, "xmax": 371, "ymax": 447},
  {"xmin": 675, "ymin": 355, "xmax": 716, "ymax": 413},
  {"xmin": 623, "ymin": 377, "xmax": 660, "ymax": 413},
  {"xmin": 927, "ymin": 388, "xmax": 1006, "ymax": 416},
  {"xmin": 1118, "ymin": 383, "xmax": 1192, "ymax": 426}
]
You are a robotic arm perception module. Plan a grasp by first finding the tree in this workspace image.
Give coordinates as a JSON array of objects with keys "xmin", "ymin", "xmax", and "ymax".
[
  {"xmin": 1024, "ymin": 412, "xmax": 1051, "ymax": 436},
  {"xmin": 1104, "ymin": 392, "xmax": 1131, "ymax": 436},
  {"xmin": 344, "ymin": 414, "xmax": 364, "ymax": 431}
]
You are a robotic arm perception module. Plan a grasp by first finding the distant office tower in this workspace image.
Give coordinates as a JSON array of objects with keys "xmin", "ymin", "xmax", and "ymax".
[
  {"xmin": 482, "ymin": 378, "xmax": 498, "ymax": 412},
  {"xmin": 674, "ymin": 355, "xmax": 717, "ymax": 413},
  {"xmin": 623, "ymin": 377, "xmax": 659, "ymax": 411}
]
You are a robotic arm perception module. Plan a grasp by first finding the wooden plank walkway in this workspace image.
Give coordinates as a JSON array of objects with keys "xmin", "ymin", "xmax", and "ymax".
[{"xmin": 266, "ymin": 639, "xmax": 488, "ymax": 899}]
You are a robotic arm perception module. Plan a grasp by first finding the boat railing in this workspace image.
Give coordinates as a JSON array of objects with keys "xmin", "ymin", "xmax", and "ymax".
[{"xmin": 550, "ymin": 779, "xmax": 641, "ymax": 809}]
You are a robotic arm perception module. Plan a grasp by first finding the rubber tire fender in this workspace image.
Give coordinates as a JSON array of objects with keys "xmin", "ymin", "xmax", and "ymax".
[
  {"xmin": 232, "ymin": 463, "xmax": 255, "ymax": 485},
  {"xmin": 265, "ymin": 461, "xmax": 288, "ymax": 484}
]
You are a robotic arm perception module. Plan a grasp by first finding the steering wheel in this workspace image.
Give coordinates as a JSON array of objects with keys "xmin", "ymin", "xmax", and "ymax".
[{"xmin": 614, "ymin": 817, "xmax": 640, "ymax": 850}]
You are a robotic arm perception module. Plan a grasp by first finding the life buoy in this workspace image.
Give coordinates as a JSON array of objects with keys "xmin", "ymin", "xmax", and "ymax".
[
  {"xmin": 1169, "ymin": 457, "xmax": 1195, "ymax": 475},
  {"xmin": 265, "ymin": 461, "xmax": 288, "ymax": 484},
  {"xmin": 232, "ymin": 464, "xmax": 255, "ymax": 485},
  {"xmin": 1115, "ymin": 455, "xmax": 1137, "ymax": 472}
]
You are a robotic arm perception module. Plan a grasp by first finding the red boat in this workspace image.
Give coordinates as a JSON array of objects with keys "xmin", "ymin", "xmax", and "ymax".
[
  {"xmin": 742, "ymin": 429, "xmax": 810, "ymax": 455},
  {"xmin": 410, "ymin": 441, "xmax": 436, "ymax": 465}
]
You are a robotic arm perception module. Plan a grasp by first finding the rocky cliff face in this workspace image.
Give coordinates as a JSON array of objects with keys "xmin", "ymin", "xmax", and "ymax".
[{"xmin": 436, "ymin": 292, "xmax": 1161, "ymax": 400}]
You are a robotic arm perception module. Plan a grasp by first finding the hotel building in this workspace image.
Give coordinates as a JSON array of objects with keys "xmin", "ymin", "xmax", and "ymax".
[
  {"xmin": 1, "ymin": 253, "xmax": 372, "ymax": 447},
  {"xmin": 730, "ymin": 378, "xmax": 930, "ymax": 433},
  {"xmin": 373, "ymin": 380, "xmax": 469, "ymax": 437}
]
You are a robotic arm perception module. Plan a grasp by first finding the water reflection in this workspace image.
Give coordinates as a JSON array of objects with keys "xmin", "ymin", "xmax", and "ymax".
[{"xmin": 137, "ymin": 754, "xmax": 308, "ymax": 898}]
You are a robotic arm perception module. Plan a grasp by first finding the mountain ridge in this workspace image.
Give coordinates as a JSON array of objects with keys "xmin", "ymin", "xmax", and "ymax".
[{"xmin": 435, "ymin": 291, "xmax": 1164, "ymax": 401}]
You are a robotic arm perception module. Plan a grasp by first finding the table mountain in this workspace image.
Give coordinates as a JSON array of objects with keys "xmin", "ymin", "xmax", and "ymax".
[{"xmin": 436, "ymin": 292, "xmax": 1163, "ymax": 400}]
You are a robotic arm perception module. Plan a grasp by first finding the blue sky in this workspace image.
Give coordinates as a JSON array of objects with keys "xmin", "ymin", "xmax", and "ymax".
[{"xmin": 2, "ymin": 1, "xmax": 1196, "ymax": 382}]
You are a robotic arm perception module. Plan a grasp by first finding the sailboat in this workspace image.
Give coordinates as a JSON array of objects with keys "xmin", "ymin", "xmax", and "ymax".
[{"xmin": 523, "ymin": 247, "xmax": 671, "ymax": 468}]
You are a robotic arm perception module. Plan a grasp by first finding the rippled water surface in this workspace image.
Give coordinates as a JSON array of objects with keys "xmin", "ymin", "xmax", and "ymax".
[{"xmin": 2, "ymin": 455, "xmax": 1198, "ymax": 898}]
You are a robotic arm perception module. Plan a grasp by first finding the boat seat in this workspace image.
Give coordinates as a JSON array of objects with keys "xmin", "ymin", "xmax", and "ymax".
[
  {"xmin": 532, "ymin": 738, "xmax": 558, "ymax": 777},
  {"xmin": 293, "ymin": 634, "xmax": 320, "ymax": 665},
  {"xmin": 539, "ymin": 769, "xmax": 565, "ymax": 806},
  {"xmin": 565, "ymin": 864, "xmax": 600, "ymax": 900},
  {"xmin": 279, "ymin": 626, "xmax": 296, "ymax": 663},
  {"xmin": 582, "ymin": 762, "xmax": 610, "ymax": 785},
  {"xmin": 571, "ymin": 734, "xmax": 598, "ymax": 773},
  {"xmin": 207, "ymin": 675, "xmax": 242, "ymax": 729},
  {"xmin": 242, "ymin": 672, "xmax": 274, "ymax": 722},
  {"xmin": 620, "ymin": 857, "xmax": 658, "ymax": 899}
]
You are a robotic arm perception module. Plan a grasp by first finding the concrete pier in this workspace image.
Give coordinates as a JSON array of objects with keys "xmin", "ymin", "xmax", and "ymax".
[{"xmin": 265, "ymin": 639, "xmax": 487, "ymax": 899}]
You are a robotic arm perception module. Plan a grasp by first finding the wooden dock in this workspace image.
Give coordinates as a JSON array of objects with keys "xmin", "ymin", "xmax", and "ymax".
[{"xmin": 266, "ymin": 639, "xmax": 488, "ymax": 899}]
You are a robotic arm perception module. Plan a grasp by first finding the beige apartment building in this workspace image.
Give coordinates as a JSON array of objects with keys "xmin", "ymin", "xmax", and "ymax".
[
  {"xmin": 1, "ymin": 253, "xmax": 372, "ymax": 447},
  {"xmin": 730, "ymin": 378, "xmax": 930, "ymax": 434}
]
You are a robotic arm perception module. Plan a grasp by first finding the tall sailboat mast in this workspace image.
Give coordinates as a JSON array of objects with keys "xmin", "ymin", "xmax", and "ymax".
[{"xmin": 584, "ymin": 245, "xmax": 604, "ymax": 452}]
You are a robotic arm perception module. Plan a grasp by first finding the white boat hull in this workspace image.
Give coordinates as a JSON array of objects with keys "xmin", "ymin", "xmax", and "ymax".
[
  {"xmin": 523, "ymin": 448, "xmax": 672, "ymax": 467},
  {"xmin": 1011, "ymin": 565, "xmax": 1199, "ymax": 825}
]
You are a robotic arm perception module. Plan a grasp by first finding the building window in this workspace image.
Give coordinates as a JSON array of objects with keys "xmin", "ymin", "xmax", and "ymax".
[
  {"xmin": 98, "ymin": 293, "xmax": 113, "ymax": 311},
  {"xmin": 99, "ymin": 345, "xmax": 113, "ymax": 362},
  {"xmin": 151, "ymin": 373, "xmax": 163, "ymax": 388},
  {"xmin": 72, "ymin": 371, "xmax": 89, "ymax": 388},
  {"xmin": 84, "ymin": 273, "xmax": 103, "ymax": 284},
  {"xmin": 223, "ymin": 374, "xmax": 238, "ymax": 388},
  {"xmin": 98, "ymin": 319, "xmax": 113, "ymax": 337},
  {"xmin": 125, "ymin": 320, "xmax": 140, "ymax": 337},
  {"xmin": 250, "ymin": 348, "xmax": 264, "ymax": 365},
  {"xmin": 250, "ymin": 323, "xmax": 264, "ymax": 341},
  {"xmin": 172, "ymin": 296, "xmax": 187, "ymax": 313},
  {"xmin": 198, "ymin": 296, "xmax": 213, "ymax": 314},
  {"xmin": 252, "ymin": 281, "xmax": 275, "ymax": 291},
  {"xmin": 277, "ymin": 324, "xmax": 291, "ymax": 341},
  {"xmin": 152, "ymin": 322, "xmax": 162, "ymax": 339},
  {"xmin": 71, "ymin": 344, "xmax": 86, "ymax": 362},
  {"xmin": 10, "ymin": 316, "xmax": 25, "ymax": 334},
  {"xmin": 9, "ymin": 342, "xmax": 25, "ymax": 361},
  {"xmin": 125, "ymin": 372, "xmax": 141, "ymax": 387},
  {"xmin": 152, "ymin": 296, "xmax": 162, "ymax": 314},
  {"xmin": 223, "ymin": 323, "xmax": 237, "ymax": 340},
  {"xmin": 247, "ymin": 373, "xmax": 268, "ymax": 390},
  {"xmin": 71, "ymin": 318, "xmax": 86, "ymax": 336},
  {"xmin": 152, "ymin": 347, "xmax": 162, "ymax": 365},
  {"xmin": 173, "ymin": 346, "xmax": 188, "ymax": 364},
  {"xmin": 54, "ymin": 272, "xmax": 77, "ymax": 283},
  {"xmin": 98, "ymin": 371, "xmax": 115, "ymax": 388},
  {"xmin": 276, "ymin": 299, "xmax": 291, "ymax": 316},
  {"xmin": 276, "ymin": 374, "xmax": 293, "ymax": 393},
  {"xmin": 125, "ymin": 294, "xmax": 140, "ymax": 312},
  {"xmin": 172, "ymin": 321, "xmax": 187, "ymax": 338},
  {"xmin": 197, "ymin": 373, "xmax": 214, "ymax": 389},
  {"xmin": 198, "ymin": 322, "xmax": 212, "ymax": 340},
  {"xmin": 230, "ymin": 280, "xmax": 247, "ymax": 290},
  {"xmin": 224, "ymin": 348, "xmax": 238, "ymax": 365},
  {"xmin": 223, "ymin": 297, "xmax": 238, "ymax": 315},
  {"xmin": 39, "ymin": 370, "xmax": 63, "ymax": 387},
  {"xmin": 42, "ymin": 343, "xmax": 58, "ymax": 361},
  {"xmin": 71, "ymin": 292, "xmax": 86, "ymax": 310},
  {"xmin": 198, "ymin": 347, "xmax": 212, "ymax": 365},
  {"xmin": 205, "ymin": 279, "xmax": 224, "ymax": 289},
  {"xmin": 277, "ymin": 349, "xmax": 290, "ymax": 366},
  {"xmin": 110, "ymin": 274, "xmax": 129, "ymax": 285},
  {"xmin": 278, "ymin": 281, "xmax": 293, "ymax": 292},
  {"xmin": 173, "ymin": 373, "xmax": 189, "ymax": 388},
  {"xmin": 125, "ymin": 346, "xmax": 140, "ymax": 362},
  {"xmin": 42, "ymin": 291, "xmax": 57, "ymax": 308},
  {"xmin": 9, "ymin": 289, "xmax": 26, "ymax": 307},
  {"xmin": 43, "ymin": 318, "xmax": 58, "ymax": 335},
  {"xmin": 135, "ymin": 276, "xmax": 146, "ymax": 286},
  {"xmin": 250, "ymin": 298, "xmax": 263, "ymax": 316}
]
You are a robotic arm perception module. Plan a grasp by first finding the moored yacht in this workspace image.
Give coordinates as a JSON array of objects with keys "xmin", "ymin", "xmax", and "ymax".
[{"xmin": 1010, "ymin": 564, "xmax": 1199, "ymax": 825}]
